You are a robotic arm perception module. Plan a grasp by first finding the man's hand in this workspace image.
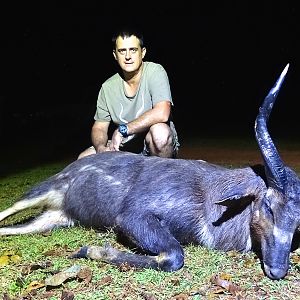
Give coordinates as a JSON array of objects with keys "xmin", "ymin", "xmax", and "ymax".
[
  {"xmin": 96, "ymin": 144, "xmax": 111, "ymax": 153},
  {"xmin": 109, "ymin": 130, "xmax": 123, "ymax": 151}
]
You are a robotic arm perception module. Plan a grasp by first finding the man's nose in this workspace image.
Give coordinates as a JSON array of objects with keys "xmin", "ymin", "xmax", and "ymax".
[{"xmin": 125, "ymin": 50, "xmax": 132, "ymax": 59}]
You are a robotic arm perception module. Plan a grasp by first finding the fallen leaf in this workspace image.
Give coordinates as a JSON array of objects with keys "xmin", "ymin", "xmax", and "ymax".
[
  {"xmin": 43, "ymin": 245, "xmax": 70, "ymax": 257},
  {"xmin": 61, "ymin": 290, "xmax": 75, "ymax": 300},
  {"xmin": 0, "ymin": 249, "xmax": 23, "ymax": 266},
  {"xmin": 210, "ymin": 274, "xmax": 242, "ymax": 295},
  {"xmin": 26, "ymin": 280, "xmax": 45, "ymax": 292},
  {"xmin": 43, "ymin": 249, "xmax": 58, "ymax": 256},
  {"xmin": 170, "ymin": 277, "xmax": 180, "ymax": 286},
  {"xmin": 10, "ymin": 254, "xmax": 21, "ymax": 263},
  {"xmin": 39, "ymin": 291, "xmax": 56, "ymax": 298},
  {"xmin": 211, "ymin": 287, "xmax": 227, "ymax": 294},
  {"xmin": 243, "ymin": 257, "xmax": 256, "ymax": 268},
  {"xmin": 45, "ymin": 264, "xmax": 81, "ymax": 286},
  {"xmin": 291, "ymin": 254, "xmax": 300, "ymax": 264},
  {"xmin": 3, "ymin": 250, "xmax": 16, "ymax": 256},
  {"xmin": 0, "ymin": 255, "xmax": 10, "ymax": 266},
  {"xmin": 219, "ymin": 273, "xmax": 232, "ymax": 281},
  {"xmin": 118, "ymin": 262, "xmax": 135, "ymax": 272},
  {"xmin": 3, "ymin": 249, "xmax": 22, "ymax": 256},
  {"xmin": 172, "ymin": 293, "xmax": 189, "ymax": 300},
  {"xmin": 141, "ymin": 291, "xmax": 157, "ymax": 300},
  {"xmin": 97, "ymin": 275, "xmax": 113, "ymax": 286},
  {"xmin": 227, "ymin": 250, "xmax": 240, "ymax": 257},
  {"xmin": 77, "ymin": 266, "xmax": 92, "ymax": 283},
  {"xmin": 21, "ymin": 261, "xmax": 52, "ymax": 275},
  {"xmin": 2, "ymin": 293, "xmax": 10, "ymax": 300}
]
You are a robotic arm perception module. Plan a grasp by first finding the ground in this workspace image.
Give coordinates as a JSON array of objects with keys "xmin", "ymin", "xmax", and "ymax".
[{"xmin": 178, "ymin": 137, "xmax": 300, "ymax": 172}]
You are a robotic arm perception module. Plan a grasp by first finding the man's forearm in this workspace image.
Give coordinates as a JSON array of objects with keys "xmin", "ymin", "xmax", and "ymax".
[
  {"xmin": 127, "ymin": 102, "xmax": 171, "ymax": 135},
  {"xmin": 91, "ymin": 128, "xmax": 108, "ymax": 152}
]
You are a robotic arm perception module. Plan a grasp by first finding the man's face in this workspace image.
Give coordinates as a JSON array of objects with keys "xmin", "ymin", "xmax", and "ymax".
[{"xmin": 113, "ymin": 35, "xmax": 146, "ymax": 74}]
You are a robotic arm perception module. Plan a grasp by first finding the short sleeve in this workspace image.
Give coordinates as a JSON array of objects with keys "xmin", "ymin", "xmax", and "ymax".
[
  {"xmin": 94, "ymin": 87, "xmax": 112, "ymax": 122},
  {"xmin": 148, "ymin": 64, "xmax": 173, "ymax": 106}
]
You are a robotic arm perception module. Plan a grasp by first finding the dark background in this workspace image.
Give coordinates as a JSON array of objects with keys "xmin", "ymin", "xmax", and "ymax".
[{"xmin": 0, "ymin": 2, "xmax": 299, "ymax": 168}]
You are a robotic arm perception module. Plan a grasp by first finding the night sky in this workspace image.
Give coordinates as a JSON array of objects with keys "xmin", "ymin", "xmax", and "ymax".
[{"xmin": 1, "ymin": 2, "xmax": 300, "ymax": 164}]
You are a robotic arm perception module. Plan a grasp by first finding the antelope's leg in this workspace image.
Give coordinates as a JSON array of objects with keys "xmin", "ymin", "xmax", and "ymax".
[
  {"xmin": 72, "ymin": 214, "xmax": 184, "ymax": 271},
  {"xmin": 0, "ymin": 188, "xmax": 65, "ymax": 222},
  {"xmin": 0, "ymin": 210, "xmax": 74, "ymax": 236}
]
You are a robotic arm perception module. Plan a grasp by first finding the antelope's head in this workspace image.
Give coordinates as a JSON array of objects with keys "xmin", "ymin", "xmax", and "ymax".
[{"xmin": 253, "ymin": 64, "xmax": 300, "ymax": 279}]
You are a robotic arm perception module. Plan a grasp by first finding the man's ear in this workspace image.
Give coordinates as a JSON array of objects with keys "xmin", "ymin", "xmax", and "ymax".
[
  {"xmin": 113, "ymin": 50, "xmax": 117, "ymax": 60},
  {"xmin": 142, "ymin": 47, "xmax": 146, "ymax": 59}
]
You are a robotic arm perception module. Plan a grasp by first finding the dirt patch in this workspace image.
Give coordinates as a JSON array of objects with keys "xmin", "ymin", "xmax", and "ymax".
[{"xmin": 178, "ymin": 138, "xmax": 300, "ymax": 172}]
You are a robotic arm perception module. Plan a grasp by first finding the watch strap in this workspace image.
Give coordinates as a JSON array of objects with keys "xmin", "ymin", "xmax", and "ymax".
[{"xmin": 118, "ymin": 124, "xmax": 129, "ymax": 137}]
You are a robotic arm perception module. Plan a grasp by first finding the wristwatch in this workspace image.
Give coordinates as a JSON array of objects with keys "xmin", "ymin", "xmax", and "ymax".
[{"xmin": 118, "ymin": 124, "xmax": 129, "ymax": 137}]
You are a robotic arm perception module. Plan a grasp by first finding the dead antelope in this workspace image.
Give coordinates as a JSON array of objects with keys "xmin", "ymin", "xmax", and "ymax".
[{"xmin": 1, "ymin": 63, "xmax": 299, "ymax": 280}]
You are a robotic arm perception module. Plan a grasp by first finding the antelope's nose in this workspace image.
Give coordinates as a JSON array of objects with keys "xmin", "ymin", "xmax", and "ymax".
[{"xmin": 267, "ymin": 266, "xmax": 288, "ymax": 280}]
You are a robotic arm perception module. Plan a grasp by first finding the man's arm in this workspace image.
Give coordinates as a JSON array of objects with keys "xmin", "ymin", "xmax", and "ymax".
[
  {"xmin": 91, "ymin": 120, "xmax": 110, "ymax": 153},
  {"xmin": 127, "ymin": 101, "xmax": 171, "ymax": 134},
  {"xmin": 109, "ymin": 101, "xmax": 171, "ymax": 151}
]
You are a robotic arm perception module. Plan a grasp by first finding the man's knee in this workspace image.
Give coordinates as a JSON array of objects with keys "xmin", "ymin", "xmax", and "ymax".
[
  {"xmin": 145, "ymin": 123, "xmax": 176, "ymax": 158},
  {"xmin": 77, "ymin": 146, "xmax": 96, "ymax": 160},
  {"xmin": 149, "ymin": 123, "xmax": 172, "ymax": 143}
]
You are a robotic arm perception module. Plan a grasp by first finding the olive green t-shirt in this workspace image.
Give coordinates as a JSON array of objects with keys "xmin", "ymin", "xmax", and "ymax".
[{"xmin": 94, "ymin": 62, "xmax": 173, "ymax": 124}]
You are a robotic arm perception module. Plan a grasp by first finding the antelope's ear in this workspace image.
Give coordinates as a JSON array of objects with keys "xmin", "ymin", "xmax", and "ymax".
[
  {"xmin": 214, "ymin": 185, "xmax": 255, "ymax": 206},
  {"xmin": 214, "ymin": 176, "xmax": 262, "ymax": 206},
  {"xmin": 214, "ymin": 193, "xmax": 254, "ymax": 206}
]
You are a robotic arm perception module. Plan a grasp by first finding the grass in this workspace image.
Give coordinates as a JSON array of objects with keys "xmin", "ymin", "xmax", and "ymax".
[{"xmin": 1, "ymin": 149, "xmax": 300, "ymax": 299}]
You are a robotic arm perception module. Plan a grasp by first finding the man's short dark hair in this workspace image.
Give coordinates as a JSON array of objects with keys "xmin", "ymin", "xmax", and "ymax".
[{"xmin": 112, "ymin": 26, "xmax": 144, "ymax": 49}]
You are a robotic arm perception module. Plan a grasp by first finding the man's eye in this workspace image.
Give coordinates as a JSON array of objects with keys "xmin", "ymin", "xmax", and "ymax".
[
  {"xmin": 130, "ymin": 48, "xmax": 137, "ymax": 53},
  {"xmin": 118, "ymin": 49, "xmax": 126, "ymax": 55}
]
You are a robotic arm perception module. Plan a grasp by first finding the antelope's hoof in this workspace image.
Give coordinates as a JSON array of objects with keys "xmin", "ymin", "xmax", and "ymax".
[{"xmin": 69, "ymin": 246, "xmax": 88, "ymax": 259}]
